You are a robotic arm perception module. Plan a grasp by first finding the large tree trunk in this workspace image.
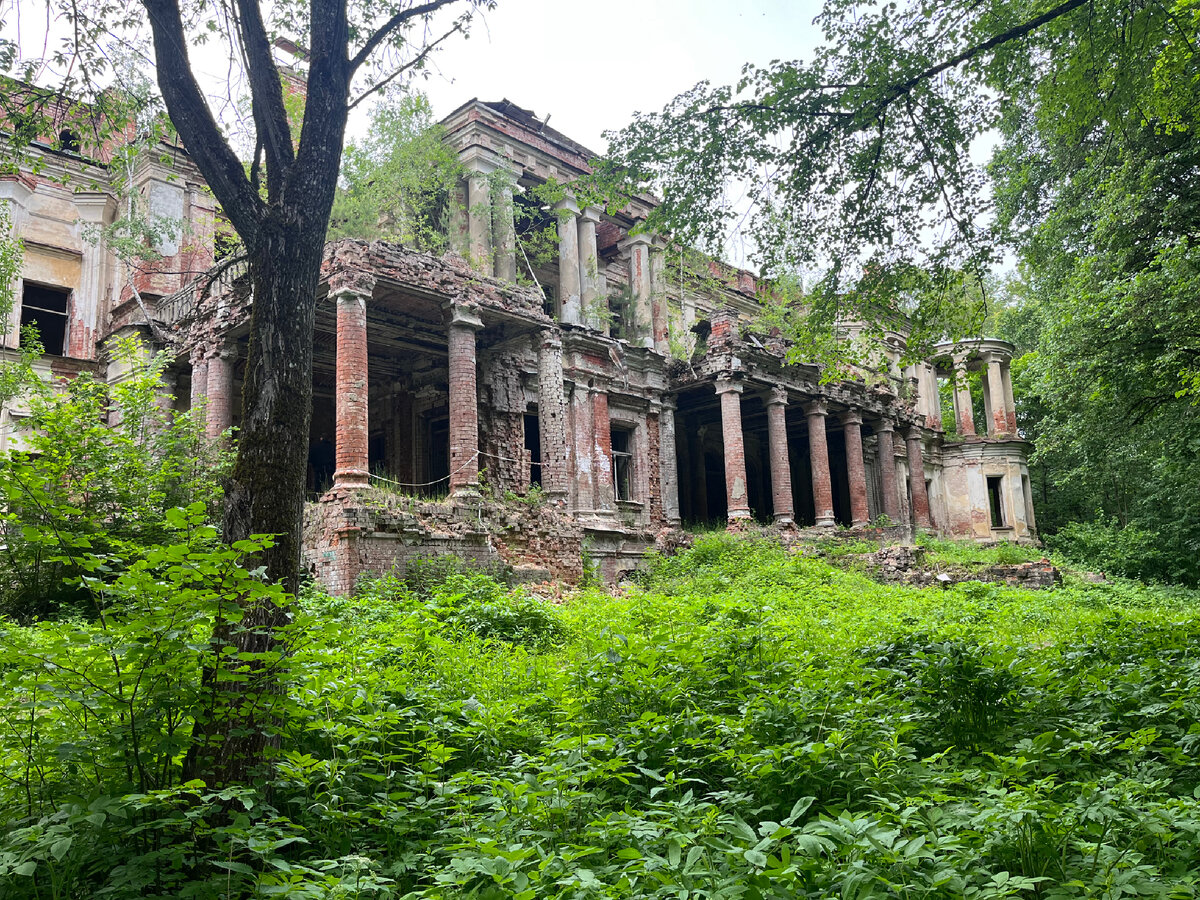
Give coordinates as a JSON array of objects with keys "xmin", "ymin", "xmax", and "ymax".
[{"xmin": 183, "ymin": 214, "xmax": 327, "ymax": 785}]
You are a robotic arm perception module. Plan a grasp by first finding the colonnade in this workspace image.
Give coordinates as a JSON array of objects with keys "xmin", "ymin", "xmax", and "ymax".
[
  {"xmin": 710, "ymin": 379, "xmax": 932, "ymax": 529},
  {"xmin": 459, "ymin": 158, "xmax": 669, "ymax": 352},
  {"xmin": 949, "ymin": 350, "xmax": 1017, "ymax": 437}
]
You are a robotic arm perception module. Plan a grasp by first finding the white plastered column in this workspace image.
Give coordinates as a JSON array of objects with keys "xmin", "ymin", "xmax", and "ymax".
[
  {"xmin": 577, "ymin": 205, "xmax": 601, "ymax": 327},
  {"xmin": 621, "ymin": 231, "xmax": 653, "ymax": 349},
  {"xmin": 556, "ymin": 194, "xmax": 582, "ymax": 326},
  {"xmin": 492, "ymin": 168, "xmax": 518, "ymax": 283}
]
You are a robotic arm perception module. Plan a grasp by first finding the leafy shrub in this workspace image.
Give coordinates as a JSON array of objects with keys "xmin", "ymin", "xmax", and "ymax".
[
  {"xmin": 430, "ymin": 573, "xmax": 565, "ymax": 649},
  {"xmin": 0, "ymin": 337, "xmax": 227, "ymax": 622},
  {"xmin": 402, "ymin": 553, "xmax": 513, "ymax": 602},
  {"xmin": 865, "ymin": 635, "xmax": 1023, "ymax": 751},
  {"xmin": 1048, "ymin": 517, "xmax": 1167, "ymax": 581}
]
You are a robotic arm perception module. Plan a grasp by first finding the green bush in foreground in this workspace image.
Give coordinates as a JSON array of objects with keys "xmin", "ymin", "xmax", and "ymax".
[{"xmin": 3, "ymin": 532, "xmax": 1200, "ymax": 898}]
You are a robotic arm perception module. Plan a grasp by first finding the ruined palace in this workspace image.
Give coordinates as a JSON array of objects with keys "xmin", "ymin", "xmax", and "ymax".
[{"xmin": 2, "ymin": 98, "xmax": 1037, "ymax": 587}]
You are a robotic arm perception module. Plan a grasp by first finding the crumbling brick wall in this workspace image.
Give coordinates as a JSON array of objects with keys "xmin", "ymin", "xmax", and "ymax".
[{"xmin": 303, "ymin": 487, "xmax": 584, "ymax": 594}]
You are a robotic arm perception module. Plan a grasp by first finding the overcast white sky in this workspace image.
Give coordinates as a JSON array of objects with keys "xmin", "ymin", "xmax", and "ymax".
[
  {"xmin": 389, "ymin": 0, "xmax": 826, "ymax": 152},
  {"xmin": 6, "ymin": 0, "xmax": 826, "ymax": 152}
]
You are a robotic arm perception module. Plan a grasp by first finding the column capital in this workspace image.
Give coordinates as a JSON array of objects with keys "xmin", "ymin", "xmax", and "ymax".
[
  {"xmin": 73, "ymin": 191, "xmax": 118, "ymax": 224},
  {"xmin": 714, "ymin": 377, "xmax": 743, "ymax": 395},
  {"xmin": 554, "ymin": 192, "xmax": 580, "ymax": 217},
  {"xmin": 840, "ymin": 410, "xmax": 863, "ymax": 426},
  {"xmin": 802, "ymin": 399, "xmax": 828, "ymax": 417},
  {"xmin": 446, "ymin": 302, "xmax": 483, "ymax": 331},
  {"xmin": 538, "ymin": 329, "xmax": 562, "ymax": 352},
  {"xmin": 207, "ymin": 341, "xmax": 237, "ymax": 362},
  {"xmin": 327, "ymin": 269, "xmax": 376, "ymax": 303},
  {"xmin": 904, "ymin": 425, "xmax": 924, "ymax": 441},
  {"xmin": 491, "ymin": 165, "xmax": 520, "ymax": 186},
  {"xmin": 460, "ymin": 146, "xmax": 504, "ymax": 176},
  {"xmin": 765, "ymin": 385, "xmax": 789, "ymax": 407},
  {"xmin": 333, "ymin": 288, "xmax": 368, "ymax": 308},
  {"xmin": 875, "ymin": 418, "xmax": 896, "ymax": 434},
  {"xmin": 618, "ymin": 229, "xmax": 654, "ymax": 252},
  {"xmin": 579, "ymin": 204, "xmax": 602, "ymax": 225}
]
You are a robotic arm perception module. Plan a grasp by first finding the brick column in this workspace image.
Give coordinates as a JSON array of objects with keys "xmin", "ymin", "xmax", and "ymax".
[
  {"xmin": 537, "ymin": 332, "xmax": 569, "ymax": 498},
  {"xmin": 804, "ymin": 400, "xmax": 835, "ymax": 527},
  {"xmin": 333, "ymin": 289, "xmax": 370, "ymax": 487},
  {"xmin": 716, "ymin": 379, "xmax": 751, "ymax": 521},
  {"xmin": 765, "ymin": 386, "xmax": 794, "ymax": 524},
  {"xmin": 189, "ymin": 348, "xmax": 208, "ymax": 416},
  {"xmin": 659, "ymin": 398, "xmax": 681, "ymax": 524},
  {"xmin": 205, "ymin": 344, "xmax": 234, "ymax": 440},
  {"xmin": 906, "ymin": 427, "xmax": 932, "ymax": 529},
  {"xmin": 447, "ymin": 304, "xmax": 483, "ymax": 494},
  {"xmin": 876, "ymin": 420, "xmax": 901, "ymax": 522},
  {"xmin": 1002, "ymin": 360, "xmax": 1018, "ymax": 434},
  {"xmin": 578, "ymin": 205, "xmax": 601, "ymax": 327},
  {"xmin": 841, "ymin": 411, "xmax": 870, "ymax": 527},
  {"xmin": 592, "ymin": 388, "xmax": 615, "ymax": 513},
  {"xmin": 985, "ymin": 355, "xmax": 1009, "ymax": 436},
  {"xmin": 952, "ymin": 355, "xmax": 976, "ymax": 436},
  {"xmin": 556, "ymin": 195, "xmax": 582, "ymax": 325}
]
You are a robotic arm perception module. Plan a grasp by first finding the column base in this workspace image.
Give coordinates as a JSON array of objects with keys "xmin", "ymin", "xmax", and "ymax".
[
  {"xmin": 727, "ymin": 508, "xmax": 752, "ymax": 523},
  {"xmin": 815, "ymin": 516, "xmax": 837, "ymax": 527},
  {"xmin": 333, "ymin": 468, "xmax": 370, "ymax": 488},
  {"xmin": 773, "ymin": 513, "xmax": 795, "ymax": 526}
]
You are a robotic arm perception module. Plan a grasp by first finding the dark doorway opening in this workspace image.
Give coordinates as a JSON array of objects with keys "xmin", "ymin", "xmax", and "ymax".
[{"xmin": 524, "ymin": 413, "xmax": 541, "ymax": 487}]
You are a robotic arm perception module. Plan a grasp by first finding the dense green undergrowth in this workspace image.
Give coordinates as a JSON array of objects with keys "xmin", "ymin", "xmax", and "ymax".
[{"xmin": 3, "ymin": 534, "xmax": 1200, "ymax": 898}]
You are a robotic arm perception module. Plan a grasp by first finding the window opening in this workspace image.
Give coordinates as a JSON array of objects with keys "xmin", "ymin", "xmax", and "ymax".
[
  {"xmin": 987, "ymin": 475, "xmax": 1005, "ymax": 528},
  {"xmin": 611, "ymin": 427, "xmax": 634, "ymax": 501},
  {"xmin": 608, "ymin": 294, "xmax": 626, "ymax": 340},
  {"xmin": 524, "ymin": 413, "xmax": 541, "ymax": 487},
  {"xmin": 20, "ymin": 283, "xmax": 70, "ymax": 356},
  {"xmin": 58, "ymin": 129, "xmax": 79, "ymax": 153}
]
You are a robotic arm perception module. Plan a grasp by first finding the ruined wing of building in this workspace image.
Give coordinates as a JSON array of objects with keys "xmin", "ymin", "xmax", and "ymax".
[
  {"xmin": 1, "ymin": 96, "xmax": 1036, "ymax": 589},
  {"xmin": 1, "ymin": 80, "xmax": 218, "ymax": 448}
]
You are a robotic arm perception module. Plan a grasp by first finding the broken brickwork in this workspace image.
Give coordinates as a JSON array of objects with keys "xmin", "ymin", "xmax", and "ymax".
[{"xmin": 303, "ymin": 487, "xmax": 583, "ymax": 594}]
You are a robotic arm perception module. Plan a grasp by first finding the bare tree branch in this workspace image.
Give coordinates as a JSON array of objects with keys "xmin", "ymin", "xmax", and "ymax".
[
  {"xmin": 348, "ymin": 17, "xmax": 464, "ymax": 110},
  {"xmin": 349, "ymin": 0, "xmax": 462, "ymax": 73},
  {"xmin": 233, "ymin": 0, "xmax": 295, "ymax": 201},
  {"xmin": 141, "ymin": 0, "xmax": 265, "ymax": 245}
]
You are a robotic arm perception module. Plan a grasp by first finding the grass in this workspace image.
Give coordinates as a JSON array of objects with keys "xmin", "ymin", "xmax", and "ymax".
[
  {"xmin": 4, "ymin": 533, "xmax": 1200, "ymax": 898},
  {"xmin": 915, "ymin": 533, "xmax": 1045, "ymax": 568}
]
